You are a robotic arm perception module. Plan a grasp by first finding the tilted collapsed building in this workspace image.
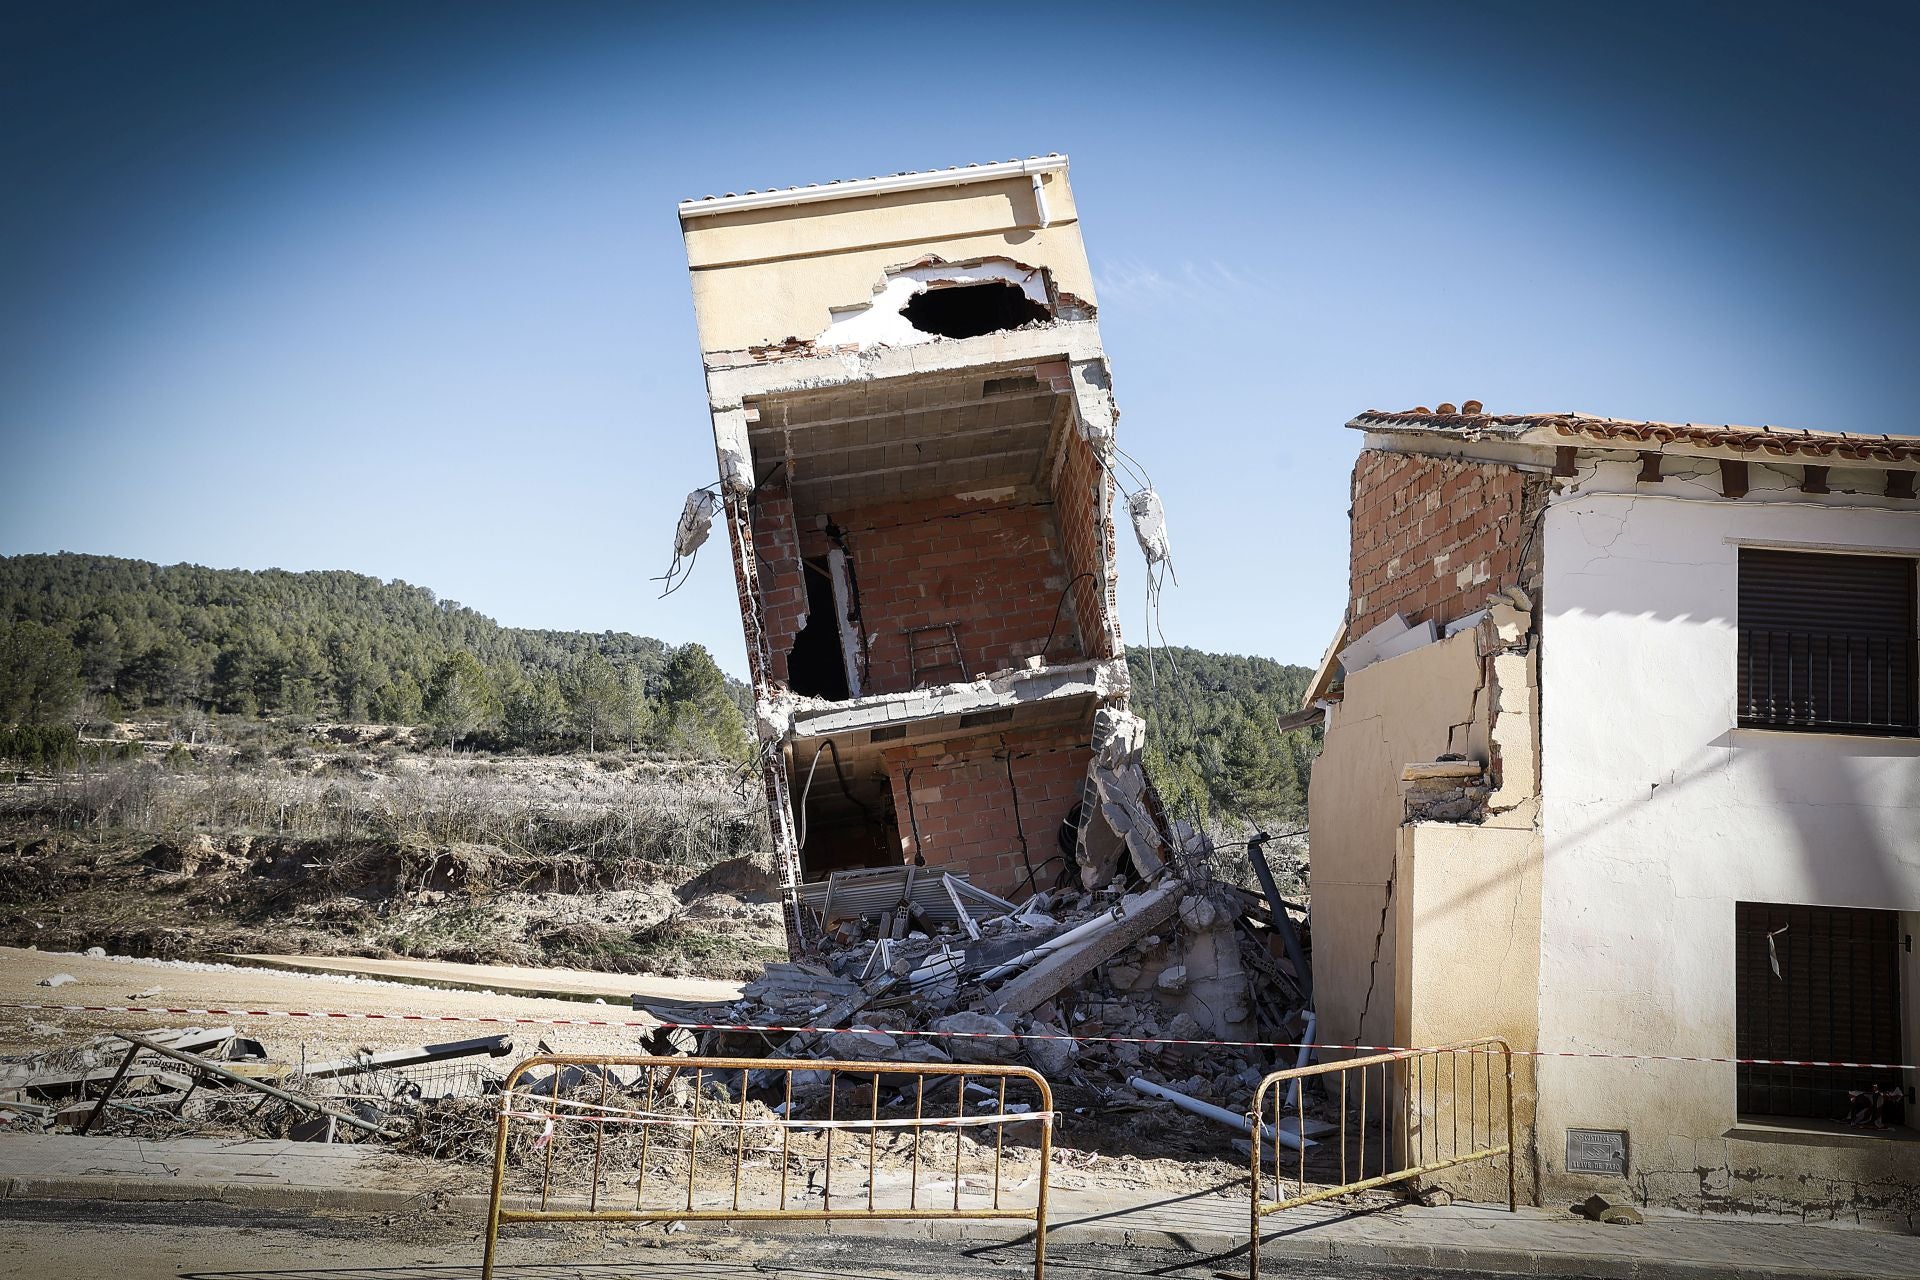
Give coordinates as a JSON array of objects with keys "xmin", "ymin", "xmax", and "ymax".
[{"xmin": 674, "ymin": 157, "xmax": 1185, "ymax": 953}]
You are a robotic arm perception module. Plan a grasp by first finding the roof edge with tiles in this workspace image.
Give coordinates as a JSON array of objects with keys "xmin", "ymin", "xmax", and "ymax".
[
  {"xmin": 677, "ymin": 155, "xmax": 1069, "ymax": 220},
  {"xmin": 1348, "ymin": 410, "xmax": 1920, "ymax": 464}
]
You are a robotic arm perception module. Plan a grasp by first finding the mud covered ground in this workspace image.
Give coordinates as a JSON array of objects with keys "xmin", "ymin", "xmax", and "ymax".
[{"xmin": 0, "ymin": 745, "xmax": 787, "ymax": 980}]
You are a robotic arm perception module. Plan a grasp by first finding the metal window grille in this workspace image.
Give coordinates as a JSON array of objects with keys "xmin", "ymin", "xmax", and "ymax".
[
  {"xmin": 1734, "ymin": 902, "xmax": 1905, "ymax": 1125},
  {"xmin": 1736, "ymin": 550, "xmax": 1918, "ymax": 735}
]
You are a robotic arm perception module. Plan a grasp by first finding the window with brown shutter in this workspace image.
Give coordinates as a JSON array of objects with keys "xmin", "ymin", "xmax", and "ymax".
[
  {"xmin": 1735, "ymin": 901, "xmax": 1906, "ymax": 1125},
  {"xmin": 1737, "ymin": 550, "xmax": 1918, "ymax": 735}
]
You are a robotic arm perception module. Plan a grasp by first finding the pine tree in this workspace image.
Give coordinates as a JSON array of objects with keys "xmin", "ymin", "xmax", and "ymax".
[
  {"xmin": 563, "ymin": 654, "xmax": 625, "ymax": 751},
  {"xmin": 0, "ymin": 620, "xmax": 81, "ymax": 724},
  {"xmin": 425, "ymin": 651, "xmax": 499, "ymax": 749},
  {"xmin": 371, "ymin": 674, "xmax": 424, "ymax": 724},
  {"xmin": 503, "ymin": 672, "xmax": 568, "ymax": 745},
  {"xmin": 657, "ymin": 644, "xmax": 750, "ymax": 759}
]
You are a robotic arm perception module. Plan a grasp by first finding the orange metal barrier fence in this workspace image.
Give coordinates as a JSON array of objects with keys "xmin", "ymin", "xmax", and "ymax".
[
  {"xmin": 1247, "ymin": 1037, "xmax": 1516, "ymax": 1280},
  {"xmin": 481, "ymin": 1053, "xmax": 1054, "ymax": 1279}
]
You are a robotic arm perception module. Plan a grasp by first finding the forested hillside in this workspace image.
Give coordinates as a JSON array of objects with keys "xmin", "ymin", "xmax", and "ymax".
[
  {"xmin": 0, "ymin": 553, "xmax": 746, "ymax": 756},
  {"xmin": 1128, "ymin": 646, "xmax": 1318, "ymax": 836},
  {"xmin": 1, "ymin": 554, "xmax": 1322, "ymax": 816}
]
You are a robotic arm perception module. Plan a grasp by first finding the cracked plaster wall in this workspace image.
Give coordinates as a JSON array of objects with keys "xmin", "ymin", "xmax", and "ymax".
[
  {"xmin": 1535, "ymin": 481, "xmax": 1920, "ymax": 1222},
  {"xmin": 1309, "ymin": 628, "xmax": 1488, "ymax": 1054}
]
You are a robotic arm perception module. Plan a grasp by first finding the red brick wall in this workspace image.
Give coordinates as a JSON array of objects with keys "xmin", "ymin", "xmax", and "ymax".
[
  {"xmin": 748, "ymin": 487, "xmax": 808, "ymax": 687},
  {"xmin": 1053, "ymin": 429, "xmax": 1118, "ymax": 661},
  {"xmin": 1348, "ymin": 449, "xmax": 1536, "ymax": 637},
  {"xmin": 881, "ymin": 724, "xmax": 1090, "ymax": 899},
  {"xmin": 750, "ymin": 485, "xmax": 1084, "ymax": 696}
]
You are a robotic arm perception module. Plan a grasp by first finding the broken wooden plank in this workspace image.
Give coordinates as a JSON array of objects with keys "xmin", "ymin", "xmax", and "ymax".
[
  {"xmin": 17, "ymin": 1063, "xmax": 193, "ymax": 1096},
  {"xmin": 766, "ymin": 972, "xmax": 902, "ymax": 1064},
  {"xmin": 78, "ymin": 1042, "xmax": 142, "ymax": 1135}
]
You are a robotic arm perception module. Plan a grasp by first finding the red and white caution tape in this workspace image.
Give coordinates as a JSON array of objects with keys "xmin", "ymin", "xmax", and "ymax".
[
  {"xmin": 504, "ymin": 1103, "xmax": 1037, "ymax": 1132},
  {"xmin": 2, "ymin": 1001, "xmax": 1912, "ymax": 1072}
]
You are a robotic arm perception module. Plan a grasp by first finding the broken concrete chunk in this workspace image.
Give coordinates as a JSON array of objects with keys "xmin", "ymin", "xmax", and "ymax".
[
  {"xmin": 928, "ymin": 1012, "xmax": 1018, "ymax": 1065},
  {"xmin": 712, "ymin": 411, "xmax": 755, "ymax": 495},
  {"xmin": 1576, "ymin": 1194, "xmax": 1644, "ymax": 1226},
  {"xmin": 1486, "ymin": 600, "xmax": 1529, "ymax": 645},
  {"xmin": 1022, "ymin": 1019, "xmax": 1077, "ymax": 1077},
  {"xmin": 990, "ymin": 881, "xmax": 1183, "ymax": 1016},
  {"xmin": 37, "ymin": 974, "xmax": 75, "ymax": 988},
  {"xmin": 1091, "ymin": 707, "xmax": 1147, "ymax": 769},
  {"xmin": 1177, "ymin": 895, "xmax": 1217, "ymax": 931},
  {"xmin": 820, "ymin": 1030, "xmax": 899, "ymax": 1061},
  {"xmin": 1156, "ymin": 965, "xmax": 1188, "ymax": 993}
]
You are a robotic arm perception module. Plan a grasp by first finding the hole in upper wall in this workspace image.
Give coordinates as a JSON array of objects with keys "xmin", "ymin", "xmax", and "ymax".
[{"xmin": 902, "ymin": 281, "xmax": 1051, "ymax": 340}]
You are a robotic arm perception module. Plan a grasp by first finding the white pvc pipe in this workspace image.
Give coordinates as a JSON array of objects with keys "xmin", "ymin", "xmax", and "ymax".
[
  {"xmin": 1284, "ymin": 1013, "xmax": 1316, "ymax": 1110},
  {"xmin": 1128, "ymin": 1076, "xmax": 1309, "ymax": 1152},
  {"xmin": 975, "ymin": 905, "xmax": 1124, "ymax": 983}
]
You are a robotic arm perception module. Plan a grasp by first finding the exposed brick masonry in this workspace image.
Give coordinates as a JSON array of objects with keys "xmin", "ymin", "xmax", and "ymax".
[
  {"xmin": 1053, "ymin": 428, "xmax": 1117, "ymax": 661},
  {"xmin": 751, "ymin": 486, "xmax": 1085, "ymax": 695},
  {"xmin": 1348, "ymin": 449, "xmax": 1539, "ymax": 637},
  {"xmin": 882, "ymin": 724, "xmax": 1091, "ymax": 898}
]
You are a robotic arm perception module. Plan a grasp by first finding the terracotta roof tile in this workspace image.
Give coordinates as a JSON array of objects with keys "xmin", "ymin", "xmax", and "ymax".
[{"xmin": 1349, "ymin": 409, "xmax": 1920, "ymax": 464}]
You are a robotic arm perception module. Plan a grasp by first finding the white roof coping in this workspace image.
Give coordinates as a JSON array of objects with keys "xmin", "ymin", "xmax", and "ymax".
[{"xmin": 678, "ymin": 155, "xmax": 1069, "ymax": 221}]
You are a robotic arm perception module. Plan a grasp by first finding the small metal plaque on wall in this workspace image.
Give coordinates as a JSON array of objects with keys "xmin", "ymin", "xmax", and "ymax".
[{"xmin": 1566, "ymin": 1128, "xmax": 1629, "ymax": 1176}]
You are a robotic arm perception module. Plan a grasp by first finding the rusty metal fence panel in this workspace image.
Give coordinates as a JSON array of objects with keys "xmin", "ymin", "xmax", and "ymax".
[
  {"xmin": 1247, "ymin": 1037, "xmax": 1516, "ymax": 1280},
  {"xmin": 482, "ymin": 1053, "xmax": 1054, "ymax": 1279}
]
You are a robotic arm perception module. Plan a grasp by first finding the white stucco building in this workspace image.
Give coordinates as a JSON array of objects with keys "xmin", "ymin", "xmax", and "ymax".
[{"xmin": 1305, "ymin": 407, "xmax": 1919, "ymax": 1224}]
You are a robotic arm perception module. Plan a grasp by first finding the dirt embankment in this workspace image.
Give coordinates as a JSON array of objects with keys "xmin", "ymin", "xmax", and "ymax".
[
  {"xmin": 0, "ymin": 748, "xmax": 787, "ymax": 980},
  {"xmin": 0, "ymin": 833, "xmax": 783, "ymax": 978}
]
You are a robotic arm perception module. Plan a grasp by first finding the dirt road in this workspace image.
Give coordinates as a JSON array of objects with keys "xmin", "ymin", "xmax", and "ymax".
[
  {"xmin": 223, "ymin": 952, "xmax": 741, "ymax": 1003},
  {"xmin": 0, "ymin": 945, "xmax": 737, "ymax": 1062}
]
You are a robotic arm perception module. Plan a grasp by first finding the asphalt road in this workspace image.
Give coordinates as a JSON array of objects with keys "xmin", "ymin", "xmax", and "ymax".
[{"xmin": 0, "ymin": 1200, "xmax": 1528, "ymax": 1280}]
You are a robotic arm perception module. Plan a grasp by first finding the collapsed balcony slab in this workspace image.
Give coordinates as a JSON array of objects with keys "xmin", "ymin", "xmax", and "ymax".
[{"xmin": 777, "ymin": 656, "xmax": 1125, "ymax": 742}]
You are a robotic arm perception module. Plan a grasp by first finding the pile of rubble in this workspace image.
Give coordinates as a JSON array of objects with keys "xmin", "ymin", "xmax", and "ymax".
[
  {"xmin": 0, "ymin": 1025, "xmax": 515, "ymax": 1145},
  {"xmin": 638, "ymin": 840, "xmax": 1317, "ymax": 1150}
]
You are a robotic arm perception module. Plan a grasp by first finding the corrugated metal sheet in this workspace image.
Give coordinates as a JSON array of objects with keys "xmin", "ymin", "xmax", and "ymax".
[{"xmin": 796, "ymin": 866, "xmax": 1012, "ymax": 924}]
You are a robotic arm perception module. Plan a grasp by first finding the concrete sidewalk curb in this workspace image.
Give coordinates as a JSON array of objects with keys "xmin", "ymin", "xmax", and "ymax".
[{"xmin": 1, "ymin": 1174, "xmax": 1906, "ymax": 1280}]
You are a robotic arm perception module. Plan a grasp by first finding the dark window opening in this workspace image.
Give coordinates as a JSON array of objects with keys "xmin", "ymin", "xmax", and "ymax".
[
  {"xmin": 787, "ymin": 558, "xmax": 850, "ymax": 701},
  {"xmin": 1738, "ymin": 550, "xmax": 1918, "ymax": 735},
  {"xmin": 902, "ymin": 281, "xmax": 1050, "ymax": 340},
  {"xmin": 793, "ymin": 750, "xmax": 896, "ymax": 881},
  {"xmin": 1736, "ymin": 901, "xmax": 1905, "ymax": 1127}
]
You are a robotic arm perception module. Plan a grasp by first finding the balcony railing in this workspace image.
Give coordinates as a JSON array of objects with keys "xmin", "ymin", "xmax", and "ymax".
[{"xmin": 1738, "ymin": 628, "xmax": 1918, "ymax": 735}]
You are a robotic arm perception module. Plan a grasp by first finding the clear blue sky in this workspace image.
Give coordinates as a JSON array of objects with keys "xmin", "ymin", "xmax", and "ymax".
[{"xmin": 4, "ymin": 1, "xmax": 1916, "ymax": 675}]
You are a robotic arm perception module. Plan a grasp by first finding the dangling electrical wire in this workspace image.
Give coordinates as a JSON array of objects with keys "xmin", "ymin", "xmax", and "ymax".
[
  {"xmin": 654, "ymin": 486, "xmax": 722, "ymax": 598},
  {"xmin": 1087, "ymin": 440, "xmax": 1183, "ymax": 690},
  {"xmin": 1126, "ymin": 484, "xmax": 1181, "ymax": 686}
]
